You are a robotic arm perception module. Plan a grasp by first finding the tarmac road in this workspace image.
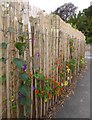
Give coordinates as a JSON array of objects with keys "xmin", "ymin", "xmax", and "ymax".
[{"xmin": 54, "ymin": 46, "xmax": 91, "ymax": 118}]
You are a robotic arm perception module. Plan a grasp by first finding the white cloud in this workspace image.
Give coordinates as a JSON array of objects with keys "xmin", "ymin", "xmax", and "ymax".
[{"xmin": 29, "ymin": 0, "xmax": 91, "ymax": 14}]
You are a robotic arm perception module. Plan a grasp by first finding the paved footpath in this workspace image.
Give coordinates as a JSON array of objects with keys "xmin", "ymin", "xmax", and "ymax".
[{"xmin": 54, "ymin": 47, "xmax": 91, "ymax": 118}]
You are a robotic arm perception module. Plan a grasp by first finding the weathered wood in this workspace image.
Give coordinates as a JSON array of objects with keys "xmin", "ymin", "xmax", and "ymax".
[
  {"xmin": 0, "ymin": 5, "xmax": 3, "ymax": 120},
  {"xmin": 0, "ymin": 2, "xmax": 85, "ymax": 119}
]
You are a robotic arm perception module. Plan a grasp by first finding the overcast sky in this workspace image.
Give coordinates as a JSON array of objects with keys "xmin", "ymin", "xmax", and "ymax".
[{"xmin": 29, "ymin": 0, "xmax": 91, "ymax": 14}]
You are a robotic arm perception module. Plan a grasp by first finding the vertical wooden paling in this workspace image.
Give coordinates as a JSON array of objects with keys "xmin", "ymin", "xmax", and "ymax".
[
  {"xmin": 6, "ymin": 3, "xmax": 10, "ymax": 118},
  {"xmin": 0, "ymin": 4, "xmax": 3, "ymax": 119},
  {"xmin": 28, "ymin": 18, "xmax": 33, "ymax": 119},
  {"xmin": 2, "ymin": 9, "xmax": 7, "ymax": 119}
]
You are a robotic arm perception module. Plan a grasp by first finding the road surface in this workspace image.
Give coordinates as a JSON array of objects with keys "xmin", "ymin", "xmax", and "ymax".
[{"xmin": 54, "ymin": 46, "xmax": 91, "ymax": 118}]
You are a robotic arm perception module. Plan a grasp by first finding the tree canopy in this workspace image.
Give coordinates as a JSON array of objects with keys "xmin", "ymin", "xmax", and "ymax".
[
  {"xmin": 54, "ymin": 3, "xmax": 77, "ymax": 21},
  {"xmin": 67, "ymin": 5, "xmax": 92, "ymax": 44},
  {"xmin": 53, "ymin": 2, "xmax": 92, "ymax": 43}
]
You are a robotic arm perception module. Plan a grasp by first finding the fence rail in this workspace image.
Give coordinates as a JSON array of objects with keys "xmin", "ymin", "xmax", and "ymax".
[{"xmin": 0, "ymin": 1, "xmax": 85, "ymax": 119}]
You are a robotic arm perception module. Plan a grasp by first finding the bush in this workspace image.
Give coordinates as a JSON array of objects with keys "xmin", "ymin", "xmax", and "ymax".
[{"xmin": 86, "ymin": 37, "xmax": 92, "ymax": 44}]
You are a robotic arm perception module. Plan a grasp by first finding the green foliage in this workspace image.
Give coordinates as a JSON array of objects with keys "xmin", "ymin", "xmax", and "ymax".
[
  {"xmin": 0, "ymin": 74, "xmax": 6, "ymax": 82},
  {"xmin": 35, "ymin": 72, "xmax": 63, "ymax": 100},
  {"xmin": 70, "ymin": 58, "xmax": 76, "ymax": 73},
  {"xmin": 0, "ymin": 57, "xmax": 6, "ymax": 63},
  {"xmin": 8, "ymin": 27, "xmax": 14, "ymax": 33},
  {"xmin": 12, "ymin": 103, "xmax": 17, "ymax": 111},
  {"xmin": 0, "ymin": 42, "xmax": 7, "ymax": 49},
  {"xmin": 18, "ymin": 35, "xmax": 24, "ymax": 42},
  {"xmin": 60, "ymin": 73, "xmax": 65, "ymax": 80},
  {"xmin": 83, "ymin": 5, "xmax": 92, "ymax": 18},
  {"xmin": 19, "ymin": 72, "xmax": 29, "ymax": 82},
  {"xmin": 67, "ymin": 6, "xmax": 92, "ymax": 44},
  {"xmin": 33, "ymin": 71, "xmax": 47, "ymax": 82},
  {"xmin": 13, "ymin": 58, "xmax": 26, "ymax": 70},
  {"xmin": 35, "ymin": 74, "xmax": 46, "ymax": 81},
  {"xmin": 33, "ymin": 73, "xmax": 40, "ymax": 79},
  {"xmin": 13, "ymin": 57, "xmax": 31, "ymax": 112},
  {"xmin": 66, "ymin": 58, "xmax": 76, "ymax": 73},
  {"xmin": 19, "ymin": 85, "xmax": 30, "ymax": 97},
  {"xmin": 86, "ymin": 37, "xmax": 92, "ymax": 44},
  {"xmin": 18, "ymin": 21, "xmax": 23, "ymax": 33},
  {"xmin": 70, "ymin": 38, "xmax": 74, "ymax": 53},
  {"xmin": 12, "ymin": 20, "xmax": 32, "ymax": 115},
  {"xmin": 70, "ymin": 38, "xmax": 74, "ymax": 43},
  {"xmin": 15, "ymin": 42, "xmax": 27, "ymax": 55},
  {"xmin": 18, "ymin": 33, "xmax": 29, "ymax": 41},
  {"xmin": 79, "ymin": 57, "xmax": 85, "ymax": 68},
  {"xmin": 33, "ymin": 72, "xmax": 52, "ymax": 99},
  {"xmin": 19, "ymin": 97, "xmax": 32, "ymax": 106}
]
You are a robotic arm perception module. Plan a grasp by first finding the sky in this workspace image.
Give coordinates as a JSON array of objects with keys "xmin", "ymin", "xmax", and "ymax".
[{"xmin": 29, "ymin": 0, "xmax": 91, "ymax": 14}]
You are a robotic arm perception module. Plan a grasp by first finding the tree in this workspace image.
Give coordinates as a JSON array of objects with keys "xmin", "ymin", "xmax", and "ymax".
[
  {"xmin": 54, "ymin": 3, "xmax": 78, "ymax": 21},
  {"xmin": 67, "ymin": 5, "xmax": 92, "ymax": 44},
  {"xmin": 83, "ymin": 5, "xmax": 92, "ymax": 18}
]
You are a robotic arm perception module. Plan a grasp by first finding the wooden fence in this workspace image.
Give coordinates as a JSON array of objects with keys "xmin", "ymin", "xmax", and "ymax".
[{"xmin": 0, "ymin": 1, "xmax": 85, "ymax": 119}]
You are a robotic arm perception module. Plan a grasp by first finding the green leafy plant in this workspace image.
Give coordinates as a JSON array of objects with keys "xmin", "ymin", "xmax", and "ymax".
[
  {"xmin": 19, "ymin": 85, "xmax": 30, "ymax": 97},
  {"xmin": 70, "ymin": 38, "xmax": 74, "ymax": 53},
  {"xmin": 8, "ymin": 27, "xmax": 14, "ymax": 33},
  {"xmin": 33, "ymin": 71, "xmax": 63, "ymax": 101},
  {"xmin": 12, "ymin": 21, "xmax": 32, "ymax": 115},
  {"xmin": 13, "ymin": 58, "xmax": 31, "ymax": 105},
  {"xmin": 0, "ymin": 42, "xmax": 7, "ymax": 49},
  {"xmin": 79, "ymin": 57, "xmax": 85, "ymax": 68},
  {"xmin": 19, "ymin": 72, "xmax": 29, "ymax": 82},
  {"xmin": 12, "ymin": 103, "xmax": 17, "ymax": 111},
  {"xmin": 19, "ymin": 97, "xmax": 32, "ymax": 106},
  {"xmin": 66, "ymin": 58, "xmax": 76, "ymax": 73},
  {"xmin": 69, "ymin": 58, "xmax": 76, "ymax": 73},
  {"xmin": 13, "ymin": 58, "xmax": 26, "ymax": 70},
  {"xmin": 0, "ymin": 74, "xmax": 6, "ymax": 82},
  {"xmin": 60, "ymin": 73, "xmax": 65, "ymax": 80},
  {"xmin": 0, "ymin": 57, "xmax": 6, "ymax": 63},
  {"xmin": 15, "ymin": 42, "xmax": 27, "ymax": 55}
]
